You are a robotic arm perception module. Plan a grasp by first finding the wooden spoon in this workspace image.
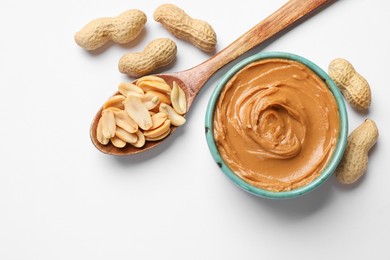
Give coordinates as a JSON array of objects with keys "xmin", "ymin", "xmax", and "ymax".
[{"xmin": 91, "ymin": 0, "xmax": 333, "ymax": 155}]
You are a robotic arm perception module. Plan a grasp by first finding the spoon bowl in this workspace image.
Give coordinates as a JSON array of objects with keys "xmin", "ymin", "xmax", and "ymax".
[
  {"xmin": 90, "ymin": 75, "xmax": 187, "ymax": 155},
  {"xmin": 90, "ymin": 0, "xmax": 334, "ymax": 155}
]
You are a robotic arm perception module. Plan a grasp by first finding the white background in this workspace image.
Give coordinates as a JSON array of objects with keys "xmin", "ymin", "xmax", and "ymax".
[{"xmin": 1, "ymin": 0, "xmax": 389, "ymax": 259}]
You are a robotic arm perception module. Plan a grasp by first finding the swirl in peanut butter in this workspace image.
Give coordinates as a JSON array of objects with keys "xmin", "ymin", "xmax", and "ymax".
[{"xmin": 214, "ymin": 59, "xmax": 339, "ymax": 192}]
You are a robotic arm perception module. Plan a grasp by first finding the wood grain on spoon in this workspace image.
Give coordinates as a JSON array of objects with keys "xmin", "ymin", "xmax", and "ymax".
[{"xmin": 91, "ymin": 0, "xmax": 334, "ymax": 155}]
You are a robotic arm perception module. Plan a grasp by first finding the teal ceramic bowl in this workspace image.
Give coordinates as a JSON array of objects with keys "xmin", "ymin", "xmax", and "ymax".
[{"xmin": 205, "ymin": 52, "xmax": 348, "ymax": 199}]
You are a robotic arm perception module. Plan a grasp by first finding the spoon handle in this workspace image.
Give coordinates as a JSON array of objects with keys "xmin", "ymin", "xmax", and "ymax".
[{"xmin": 180, "ymin": 0, "xmax": 333, "ymax": 93}]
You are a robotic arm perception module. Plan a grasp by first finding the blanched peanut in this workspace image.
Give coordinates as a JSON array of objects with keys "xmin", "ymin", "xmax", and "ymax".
[
  {"xmin": 136, "ymin": 78, "xmax": 172, "ymax": 95},
  {"xmin": 97, "ymin": 117, "xmax": 109, "ymax": 145},
  {"xmin": 115, "ymin": 127, "xmax": 138, "ymax": 144},
  {"xmin": 103, "ymin": 95, "xmax": 125, "ymax": 110},
  {"xmin": 145, "ymin": 128, "xmax": 171, "ymax": 141},
  {"xmin": 159, "ymin": 103, "xmax": 186, "ymax": 126},
  {"xmin": 118, "ymin": 82, "xmax": 144, "ymax": 97},
  {"xmin": 123, "ymin": 95, "xmax": 152, "ymax": 130},
  {"xmin": 113, "ymin": 110, "xmax": 138, "ymax": 133},
  {"xmin": 136, "ymin": 75, "xmax": 166, "ymax": 84},
  {"xmin": 171, "ymin": 81, "xmax": 187, "ymax": 115},
  {"xmin": 150, "ymin": 112, "xmax": 168, "ymax": 130},
  {"xmin": 110, "ymin": 136, "xmax": 127, "ymax": 148},
  {"xmin": 143, "ymin": 120, "xmax": 171, "ymax": 139},
  {"xmin": 105, "ymin": 107, "xmax": 122, "ymax": 112},
  {"xmin": 101, "ymin": 109, "xmax": 116, "ymax": 139},
  {"xmin": 132, "ymin": 130, "xmax": 146, "ymax": 148},
  {"xmin": 146, "ymin": 91, "xmax": 171, "ymax": 105},
  {"xmin": 140, "ymin": 92, "xmax": 160, "ymax": 110}
]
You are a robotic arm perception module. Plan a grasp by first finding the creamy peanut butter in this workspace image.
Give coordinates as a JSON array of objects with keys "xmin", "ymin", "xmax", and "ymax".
[{"xmin": 214, "ymin": 58, "xmax": 339, "ymax": 192}]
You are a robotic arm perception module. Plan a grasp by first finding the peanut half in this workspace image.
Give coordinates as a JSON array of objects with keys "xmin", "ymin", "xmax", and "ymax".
[
  {"xmin": 171, "ymin": 81, "xmax": 187, "ymax": 115},
  {"xmin": 132, "ymin": 130, "xmax": 146, "ymax": 148},
  {"xmin": 140, "ymin": 92, "xmax": 160, "ymax": 110},
  {"xmin": 153, "ymin": 4, "xmax": 217, "ymax": 52},
  {"xmin": 103, "ymin": 95, "xmax": 125, "ymax": 110},
  {"xmin": 113, "ymin": 110, "xmax": 138, "ymax": 134},
  {"xmin": 145, "ymin": 128, "xmax": 171, "ymax": 141},
  {"xmin": 115, "ymin": 127, "xmax": 138, "ymax": 144},
  {"xmin": 146, "ymin": 91, "xmax": 171, "ymax": 105},
  {"xmin": 118, "ymin": 38, "xmax": 177, "ymax": 77},
  {"xmin": 97, "ymin": 117, "xmax": 109, "ymax": 145},
  {"xmin": 118, "ymin": 82, "xmax": 144, "ymax": 97},
  {"xmin": 110, "ymin": 136, "xmax": 127, "ymax": 148},
  {"xmin": 159, "ymin": 103, "xmax": 186, "ymax": 126},
  {"xmin": 75, "ymin": 9, "xmax": 147, "ymax": 51},
  {"xmin": 328, "ymin": 58, "xmax": 371, "ymax": 111},
  {"xmin": 335, "ymin": 119, "xmax": 379, "ymax": 184},
  {"xmin": 123, "ymin": 95, "xmax": 152, "ymax": 131},
  {"xmin": 144, "ymin": 120, "xmax": 171, "ymax": 140},
  {"xmin": 96, "ymin": 76, "xmax": 188, "ymax": 149},
  {"xmin": 100, "ymin": 109, "xmax": 116, "ymax": 139},
  {"xmin": 150, "ymin": 112, "xmax": 168, "ymax": 130},
  {"xmin": 136, "ymin": 77, "xmax": 172, "ymax": 95}
]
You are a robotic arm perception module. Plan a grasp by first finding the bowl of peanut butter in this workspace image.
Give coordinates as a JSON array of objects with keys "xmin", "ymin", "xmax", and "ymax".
[{"xmin": 205, "ymin": 52, "xmax": 348, "ymax": 199}]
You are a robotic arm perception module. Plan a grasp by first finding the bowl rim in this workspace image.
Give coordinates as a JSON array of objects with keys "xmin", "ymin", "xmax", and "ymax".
[{"xmin": 205, "ymin": 52, "xmax": 348, "ymax": 199}]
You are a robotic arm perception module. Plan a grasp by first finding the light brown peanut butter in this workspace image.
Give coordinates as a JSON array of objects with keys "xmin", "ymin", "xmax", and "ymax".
[{"xmin": 214, "ymin": 58, "xmax": 340, "ymax": 192}]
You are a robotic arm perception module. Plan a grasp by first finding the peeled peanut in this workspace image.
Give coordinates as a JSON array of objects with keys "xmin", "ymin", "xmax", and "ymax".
[
  {"xmin": 115, "ymin": 127, "xmax": 138, "ymax": 144},
  {"xmin": 118, "ymin": 38, "xmax": 177, "ymax": 77},
  {"xmin": 153, "ymin": 4, "xmax": 217, "ymax": 52},
  {"xmin": 123, "ymin": 95, "xmax": 152, "ymax": 130},
  {"xmin": 97, "ymin": 117, "xmax": 109, "ymax": 145},
  {"xmin": 328, "ymin": 58, "xmax": 371, "ymax": 111},
  {"xmin": 75, "ymin": 9, "xmax": 147, "ymax": 50},
  {"xmin": 136, "ymin": 75, "xmax": 167, "ymax": 84},
  {"xmin": 105, "ymin": 107, "xmax": 121, "ymax": 113},
  {"xmin": 150, "ymin": 112, "xmax": 168, "ymax": 130},
  {"xmin": 171, "ymin": 81, "xmax": 187, "ymax": 115},
  {"xmin": 110, "ymin": 136, "xmax": 127, "ymax": 148},
  {"xmin": 143, "ymin": 120, "xmax": 171, "ymax": 140},
  {"xmin": 145, "ymin": 128, "xmax": 171, "ymax": 141},
  {"xmin": 146, "ymin": 91, "xmax": 171, "ymax": 105},
  {"xmin": 159, "ymin": 103, "xmax": 186, "ymax": 126},
  {"xmin": 137, "ymin": 80, "xmax": 172, "ymax": 95},
  {"xmin": 103, "ymin": 95, "xmax": 126, "ymax": 110},
  {"xmin": 101, "ymin": 109, "xmax": 116, "ymax": 139},
  {"xmin": 140, "ymin": 92, "xmax": 160, "ymax": 110},
  {"xmin": 118, "ymin": 82, "xmax": 144, "ymax": 97},
  {"xmin": 113, "ymin": 110, "xmax": 138, "ymax": 133},
  {"xmin": 132, "ymin": 130, "xmax": 146, "ymax": 148},
  {"xmin": 335, "ymin": 119, "xmax": 379, "ymax": 184}
]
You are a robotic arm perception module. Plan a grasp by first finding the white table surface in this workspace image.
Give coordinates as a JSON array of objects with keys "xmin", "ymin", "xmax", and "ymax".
[{"xmin": 1, "ymin": 0, "xmax": 389, "ymax": 259}]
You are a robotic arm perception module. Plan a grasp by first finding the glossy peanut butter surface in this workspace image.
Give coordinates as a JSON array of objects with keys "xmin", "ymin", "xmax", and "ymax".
[{"xmin": 213, "ymin": 59, "xmax": 339, "ymax": 192}]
